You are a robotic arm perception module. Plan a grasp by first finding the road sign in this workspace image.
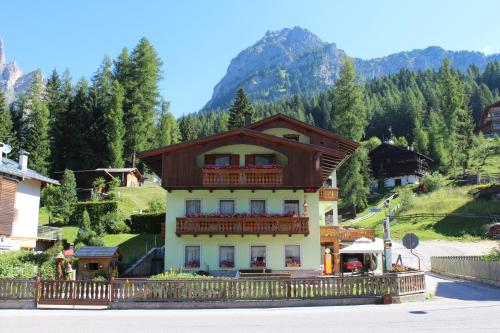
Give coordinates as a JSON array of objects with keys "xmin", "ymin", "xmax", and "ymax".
[{"xmin": 402, "ymin": 233, "xmax": 419, "ymax": 249}]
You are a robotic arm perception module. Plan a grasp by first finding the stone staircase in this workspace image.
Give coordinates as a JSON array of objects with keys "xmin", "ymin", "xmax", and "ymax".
[{"xmin": 122, "ymin": 246, "xmax": 164, "ymax": 278}]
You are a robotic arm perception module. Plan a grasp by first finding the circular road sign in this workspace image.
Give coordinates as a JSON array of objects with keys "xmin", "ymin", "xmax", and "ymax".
[{"xmin": 402, "ymin": 233, "xmax": 419, "ymax": 250}]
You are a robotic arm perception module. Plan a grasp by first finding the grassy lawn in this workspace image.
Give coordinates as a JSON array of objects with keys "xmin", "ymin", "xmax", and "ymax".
[
  {"xmin": 355, "ymin": 185, "xmax": 500, "ymax": 241},
  {"xmin": 116, "ymin": 183, "xmax": 166, "ymax": 218},
  {"xmin": 103, "ymin": 233, "xmax": 162, "ymax": 268}
]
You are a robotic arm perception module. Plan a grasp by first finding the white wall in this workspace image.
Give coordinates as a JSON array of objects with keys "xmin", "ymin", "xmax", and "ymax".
[
  {"xmin": 11, "ymin": 179, "xmax": 41, "ymax": 240},
  {"xmin": 384, "ymin": 175, "xmax": 419, "ymax": 188}
]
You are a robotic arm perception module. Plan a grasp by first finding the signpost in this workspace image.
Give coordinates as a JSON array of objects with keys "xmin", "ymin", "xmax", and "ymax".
[
  {"xmin": 402, "ymin": 233, "xmax": 421, "ymax": 270},
  {"xmin": 383, "ymin": 217, "xmax": 392, "ymax": 272}
]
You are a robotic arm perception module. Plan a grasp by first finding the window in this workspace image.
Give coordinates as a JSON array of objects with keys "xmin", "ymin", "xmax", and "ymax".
[
  {"xmin": 284, "ymin": 200, "xmax": 300, "ymax": 216},
  {"xmin": 395, "ymin": 178, "xmax": 402, "ymax": 186},
  {"xmin": 186, "ymin": 200, "xmax": 201, "ymax": 216},
  {"xmin": 250, "ymin": 246, "xmax": 266, "ymax": 268},
  {"xmin": 255, "ymin": 155, "xmax": 272, "ymax": 166},
  {"xmin": 283, "ymin": 134, "xmax": 299, "ymax": 141},
  {"xmin": 494, "ymin": 122, "xmax": 500, "ymax": 129},
  {"xmin": 215, "ymin": 155, "xmax": 231, "ymax": 166},
  {"xmin": 219, "ymin": 246, "xmax": 235, "ymax": 268},
  {"xmin": 87, "ymin": 263, "xmax": 99, "ymax": 271},
  {"xmin": 285, "ymin": 245, "xmax": 301, "ymax": 267},
  {"xmin": 184, "ymin": 246, "xmax": 200, "ymax": 268},
  {"xmin": 250, "ymin": 200, "xmax": 266, "ymax": 215},
  {"xmin": 219, "ymin": 200, "xmax": 235, "ymax": 215}
]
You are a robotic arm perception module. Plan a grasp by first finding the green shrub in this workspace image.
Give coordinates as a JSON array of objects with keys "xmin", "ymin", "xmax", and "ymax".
[
  {"xmin": 398, "ymin": 187, "xmax": 415, "ymax": 212},
  {"xmin": 483, "ymin": 246, "xmax": 500, "ymax": 261},
  {"xmin": 147, "ymin": 198, "xmax": 165, "ymax": 213},
  {"xmin": 149, "ymin": 268, "xmax": 216, "ymax": 280},
  {"xmin": 128, "ymin": 212, "xmax": 165, "ymax": 233},
  {"xmin": 422, "ymin": 172, "xmax": 446, "ymax": 192},
  {"xmin": 74, "ymin": 210, "xmax": 105, "ymax": 247},
  {"xmin": 71, "ymin": 201, "xmax": 118, "ymax": 225},
  {"xmin": 0, "ymin": 243, "xmax": 63, "ymax": 278}
]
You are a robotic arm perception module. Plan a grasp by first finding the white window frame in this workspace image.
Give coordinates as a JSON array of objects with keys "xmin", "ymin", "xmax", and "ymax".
[
  {"xmin": 183, "ymin": 244, "xmax": 202, "ymax": 269},
  {"xmin": 283, "ymin": 198, "xmax": 301, "ymax": 216},
  {"xmin": 218, "ymin": 244, "xmax": 236, "ymax": 269},
  {"xmin": 185, "ymin": 199, "xmax": 202, "ymax": 216},
  {"xmin": 249, "ymin": 244, "xmax": 267, "ymax": 269},
  {"xmin": 284, "ymin": 244, "xmax": 302, "ymax": 268},
  {"xmin": 249, "ymin": 198, "xmax": 267, "ymax": 215},
  {"xmin": 218, "ymin": 199, "xmax": 236, "ymax": 214}
]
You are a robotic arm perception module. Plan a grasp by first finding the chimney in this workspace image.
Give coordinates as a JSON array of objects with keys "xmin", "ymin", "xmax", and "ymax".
[
  {"xmin": 19, "ymin": 150, "xmax": 29, "ymax": 172},
  {"xmin": 244, "ymin": 111, "xmax": 252, "ymax": 127}
]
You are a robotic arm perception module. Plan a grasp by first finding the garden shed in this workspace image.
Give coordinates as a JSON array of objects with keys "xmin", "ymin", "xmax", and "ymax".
[{"xmin": 74, "ymin": 246, "xmax": 121, "ymax": 280}]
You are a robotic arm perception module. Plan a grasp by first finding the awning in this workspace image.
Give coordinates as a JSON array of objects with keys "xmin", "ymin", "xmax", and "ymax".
[{"xmin": 340, "ymin": 237, "xmax": 405, "ymax": 254}]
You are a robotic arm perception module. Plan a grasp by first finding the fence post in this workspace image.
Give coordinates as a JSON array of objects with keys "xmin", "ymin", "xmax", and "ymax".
[
  {"xmin": 110, "ymin": 278, "xmax": 114, "ymax": 303},
  {"xmin": 34, "ymin": 276, "xmax": 40, "ymax": 306}
]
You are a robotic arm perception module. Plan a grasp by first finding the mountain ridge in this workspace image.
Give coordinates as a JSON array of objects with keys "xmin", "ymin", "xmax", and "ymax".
[{"xmin": 203, "ymin": 27, "xmax": 500, "ymax": 110}]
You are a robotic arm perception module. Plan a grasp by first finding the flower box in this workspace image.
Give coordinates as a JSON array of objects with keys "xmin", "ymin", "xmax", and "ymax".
[
  {"xmin": 184, "ymin": 260, "xmax": 200, "ymax": 268},
  {"xmin": 220, "ymin": 260, "xmax": 234, "ymax": 268},
  {"xmin": 286, "ymin": 261, "xmax": 301, "ymax": 268}
]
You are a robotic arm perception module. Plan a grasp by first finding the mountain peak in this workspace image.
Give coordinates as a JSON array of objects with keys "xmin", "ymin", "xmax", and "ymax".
[{"xmin": 0, "ymin": 36, "xmax": 5, "ymax": 69}]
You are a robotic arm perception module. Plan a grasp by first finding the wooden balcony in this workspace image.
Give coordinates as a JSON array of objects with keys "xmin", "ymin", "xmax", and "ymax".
[
  {"xmin": 202, "ymin": 167, "xmax": 283, "ymax": 187},
  {"xmin": 319, "ymin": 187, "xmax": 339, "ymax": 201},
  {"xmin": 320, "ymin": 226, "xmax": 375, "ymax": 243},
  {"xmin": 176, "ymin": 216, "xmax": 309, "ymax": 236}
]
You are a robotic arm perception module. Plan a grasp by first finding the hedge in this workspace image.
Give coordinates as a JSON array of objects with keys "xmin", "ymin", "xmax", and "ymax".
[
  {"xmin": 71, "ymin": 201, "xmax": 119, "ymax": 224},
  {"xmin": 128, "ymin": 212, "xmax": 165, "ymax": 233}
]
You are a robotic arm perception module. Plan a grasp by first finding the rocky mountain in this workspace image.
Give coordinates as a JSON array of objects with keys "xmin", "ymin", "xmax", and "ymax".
[
  {"xmin": 0, "ymin": 37, "xmax": 39, "ymax": 102},
  {"xmin": 204, "ymin": 27, "xmax": 500, "ymax": 110}
]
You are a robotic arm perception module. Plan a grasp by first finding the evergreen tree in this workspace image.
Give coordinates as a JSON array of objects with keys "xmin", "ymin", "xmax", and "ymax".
[
  {"xmin": 57, "ymin": 169, "xmax": 78, "ymax": 224},
  {"xmin": 91, "ymin": 56, "xmax": 125, "ymax": 167},
  {"xmin": 333, "ymin": 57, "xmax": 369, "ymax": 217},
  {"xmin": 427, "ymin": 109, "xmax": 449, "ymax": 169},
  {"xmin": 228, "ymin": 88, "xmax": 253, "ymax": 129},
  {"xmin": 455, "ymin": 108, "xmax": 475, "ymax": 176},
  {"xmin": 0, "ymin": 90, "xmax": 13, "ymax": 144},
  {"xmin": 412, "ymin": 122, "xmax": 429, "ymax": 155},
  {"xmin": 179, "ymin": 114, "xmax": 197, "ymax": 142},
  {"xmin": 156, "ymin": 100, "xmax": 180, "ymax": 147},
  {"xmin": 115, "ymin": 38, "xmax": 163, "ymax": 163},
  {"xmin": 75, "ymin": 209, "xmax": 104, "ymax": 247},
  {"xmin": 11, "ymin": 72, "xmax": 51, "ymax": 173}
]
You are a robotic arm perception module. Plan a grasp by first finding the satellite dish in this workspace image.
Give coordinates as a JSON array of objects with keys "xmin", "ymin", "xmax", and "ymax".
[{"xmin": 0, "ymin": 143, "xmax": 12, "ymax": 155}]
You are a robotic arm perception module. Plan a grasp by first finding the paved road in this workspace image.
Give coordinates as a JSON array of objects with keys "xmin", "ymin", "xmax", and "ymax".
[
  {"xmin": 394, "ymin": 240, "xmax": 497, "ymax": 270},
  {"xmin": 2, "ymin": 299, "xmax": 500, "ymax": 333},
  {"xmin": 426, "ymin": 273, "xmax": 500, "ymax": 301}
]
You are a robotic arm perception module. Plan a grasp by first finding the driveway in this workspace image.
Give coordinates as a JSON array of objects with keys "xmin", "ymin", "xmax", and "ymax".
[
  {"xmin": 426, "ymin": 273, "xmax": 500, "ymax": 302},
  {"xmin": 393, "ymin": 240, "xmax": 497, "ymax": 271}
]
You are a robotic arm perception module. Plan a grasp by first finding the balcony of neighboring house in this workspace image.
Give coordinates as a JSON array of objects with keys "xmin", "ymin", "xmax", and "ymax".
[
  {"xmin": 176, "ymin": 215, "xmax": 309, "ymax": 237},
  {"xmin": 319, "ymin": 187, "xmax": 339, "ymax": 201},
  {"xmin": 320, "ymin": 226, "xmax": 375, "ymax": 244}
]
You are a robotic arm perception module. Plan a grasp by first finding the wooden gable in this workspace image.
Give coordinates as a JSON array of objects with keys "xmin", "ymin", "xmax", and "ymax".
[{"xmin": 0, "ymin": 177, "xmax": 17, "ymax": 236}]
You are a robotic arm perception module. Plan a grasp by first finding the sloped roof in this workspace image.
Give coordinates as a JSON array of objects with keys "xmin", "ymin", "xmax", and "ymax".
[
  {"xmin": 0, "ymin": 157, "xmax": 59, "ymax": 185},
  {"xmin": 74, "ymin": 246, "xmax": 119, "ymax": 258},
  {"xmin": 369, "ymin": 143, "xmax": 433, "ymax": 162}
]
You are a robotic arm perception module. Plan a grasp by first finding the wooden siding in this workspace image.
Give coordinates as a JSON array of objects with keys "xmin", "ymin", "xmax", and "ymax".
[
  {"xmin": 202, "ymin": 168, "xmax": 283, "ymax": 186},
  {"xmin": 320, "ymin": 226, "xmax": 375, "ymax": 243},
  {"xmin": 369, "ymin": 144, "xmax": 431, "ymax": 179},
  {"xmin": 0, "ymin": 178, "xmax": 17, "ymax": 235},
  {"xmin": 162, "ymin": 134, "xmax": 322, "ymax": 189},
  {"xmin": 176, "ymin": 216, "xmax": 310, "ymax": 236},
  {"xmin": 319, "ymin": 188, "xmax": 339, "ymax": 201}
]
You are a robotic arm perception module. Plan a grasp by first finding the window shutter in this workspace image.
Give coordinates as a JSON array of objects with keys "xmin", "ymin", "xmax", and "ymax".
[
  {"xmin": 0, "ymin": 178, "xmax": 17, "ymax": 235},
  {"xmin": 245, "ymin": 154, "xmax": 255, "ymax": 166},
  {"xmin": 204, "ymin": 154, "xmax": 216, "ymax": 165},
  {"xmin": 230, "ymin": 154, "xmax": 240, "ymax": 166}
]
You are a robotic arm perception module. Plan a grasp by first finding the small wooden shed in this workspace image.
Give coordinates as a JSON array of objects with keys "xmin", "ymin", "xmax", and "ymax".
[{"xmin": 74, "ymin": 246, "xmax": 121, "ymax": 280}]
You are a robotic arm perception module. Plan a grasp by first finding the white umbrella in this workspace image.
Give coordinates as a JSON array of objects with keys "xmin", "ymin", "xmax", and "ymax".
[{"xmin": 340, "ymin": 237, "xmax": 384, "ymax": 254}]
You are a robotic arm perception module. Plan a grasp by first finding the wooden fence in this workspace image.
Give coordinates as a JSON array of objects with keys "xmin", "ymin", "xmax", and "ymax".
[
  {"xmin": 395, "ymin": 213, "xmax": 500, "ymax": 220},
  {"xmin": 431, "ymin": 256, "xmax": 500, "ymax": 288},
  {"xmin": 0, "ymin": 279, "xmax": 35, "ymax": 300},
  {"xmin": 0, "ymin": 272, "xmax": 426, "ymax": 306}
]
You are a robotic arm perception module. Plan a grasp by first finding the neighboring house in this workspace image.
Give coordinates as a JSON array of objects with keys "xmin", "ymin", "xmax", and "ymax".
[
  {"xmin": 369, "ymin": 142, "xmax": 432, "ymax": 189},
  {"xmin": 478, "ymin": 101, "xmax": 500, "ymax": 138},
  {"xmin": 54, "ymin": 167, "xmax": 144, "ymax": 200},
  {"xmin": 0, "ymin": 151, "xmax": 59, "ymax": 251},
  {"xmin": 138, "ymin": 113, "xmax": 367, "ymax": 276},
  {"xmin": 73, "ymin": 246, "xmax": 121, "ymax": 280}
]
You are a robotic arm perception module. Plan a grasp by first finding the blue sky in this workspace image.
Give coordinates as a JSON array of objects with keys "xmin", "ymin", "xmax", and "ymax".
[{"xmin": 2, "ymin": 0, "xmax": 500, "ymax": 117}]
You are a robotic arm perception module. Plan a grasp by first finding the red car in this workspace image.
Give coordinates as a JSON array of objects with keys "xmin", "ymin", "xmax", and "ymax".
[{"xmin": 344, "ymin": 259, "xmax": 363, "ymax": 272}]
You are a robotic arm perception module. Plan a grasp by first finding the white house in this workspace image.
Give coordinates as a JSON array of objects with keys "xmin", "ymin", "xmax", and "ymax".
[{"xmin": 0, "ymin": 150, "xmax": 59, "ymax": 251}]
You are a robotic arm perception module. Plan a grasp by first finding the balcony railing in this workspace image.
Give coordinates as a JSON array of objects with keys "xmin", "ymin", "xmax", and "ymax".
[
  {"xmin": 202, "ymin": 167, "xmax": 283, "ymax": 186},
  {"xmin": 176, "ymin": 216, "xmax": 309, "ymax": 236},
  {"xmin": 37, "ymin": 226, "xmax": 63, "ymax": 241},
  {"xmin": 319, "ymin": 187, "xmax": 339, "ymax": 201},
  {"xmin": 320, "ymin": 226, "xmax": 375, "ymax": 243}
]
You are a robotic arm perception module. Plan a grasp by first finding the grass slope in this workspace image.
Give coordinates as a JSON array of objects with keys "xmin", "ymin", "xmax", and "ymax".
[
  {"xmin": 116, "ymin": 183, "xmax": 166, "ymax": 218},
  {"xmin": 354, "ymin": 185, "xmax": 500, "ymax": 241}
]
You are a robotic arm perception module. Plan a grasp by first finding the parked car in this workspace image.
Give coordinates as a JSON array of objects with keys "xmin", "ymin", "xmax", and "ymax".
[{"xmin": 344, "ymin": 258, "xmax": 363, "ymax": 272}]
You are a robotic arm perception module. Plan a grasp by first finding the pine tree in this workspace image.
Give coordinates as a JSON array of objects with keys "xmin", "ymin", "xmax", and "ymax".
[
  {"xmin": 427, "ymin": 109, "xmax": 449, "ymax": 169},
  {"xmin": 75, "ymin": 209, "xmax": 104, "ymax": 247},
  {"xmin": 57, "ymin": 169, "xmax": 78, "ymax": 224},
  {"xmin": 156, "ymin": 100, "xmax": 180, "ymax": 147},
  {"xmin": 11, "ymin": 72, "xmax": 51, "ymax": 173},
  {"xmin": 228, "ymin": 88, "xmax": 253, "ymax": 129},
  {"xmin": 91, "ymin": 56, "xmax": 125, "ymax": 167},
  {"xmin": 0, "ymin": 90, "xmax": 13, "ymax": 144},
  {"xmin": 115, "ymin": 38, "xmax": 163, "ymax": 163},
  {"xmin": 455, "ymin": 108, "xmax": 475, "ymax": 176},
  {"xmin": 179, "ymin": 114, "xmax": 196, "ymax": 142},
  {"xmin": 333, "ymin": 57, "xmax": 369, "ymax": 217}
]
